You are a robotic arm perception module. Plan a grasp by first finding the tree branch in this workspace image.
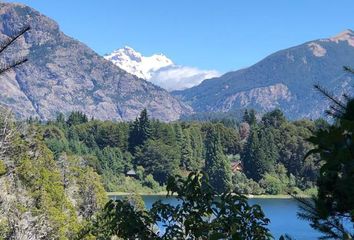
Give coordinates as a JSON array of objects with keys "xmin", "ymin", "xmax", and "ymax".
[
  {"xmin": 0, "ymin": 26, "xmax": 30, "ymax": 55},
  {"xmin": 0, "ymin": 58, "xmax": 28, "ymax": 75},
  {"xmin": 0, "ymin": 26, "xmax": 30, "ymax": 75}
]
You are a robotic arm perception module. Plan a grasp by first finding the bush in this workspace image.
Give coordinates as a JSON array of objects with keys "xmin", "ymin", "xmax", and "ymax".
[
  {"xmin": 260, "ymin": 173, "xmax": 285, "ymax": 195},
  {"xmin": 232, "ymin": 172, "xmax": 264, "ymax": 195},
  {"xmin": 81, "ymin": 172, "xmax": 273, "ymax": 239},
  {"xmin": 143, "ymin": 174, "xmax": 160, "ymax": 190},
  {"xmin": 0, "ymin": 160, "xmax": 6, "ymax": 176}
]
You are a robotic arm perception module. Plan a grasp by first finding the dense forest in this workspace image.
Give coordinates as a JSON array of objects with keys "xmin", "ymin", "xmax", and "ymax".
[
  {"xmin": 0, "ymin": 7, "xmax": 352, "ymax": 238},
  {"xmin": 0, "ymin": 107, "xmax": 107, "ymax": 239},
  {"xmin": 2, "ymin": 100, "xmax": 352, "ymax": 239},
  {"xmin": 30, "ymin": 108, "xmax": 325, "ymax": 196}
]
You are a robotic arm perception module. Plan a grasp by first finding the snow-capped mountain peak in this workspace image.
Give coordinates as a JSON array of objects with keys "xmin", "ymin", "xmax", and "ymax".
[
  {"xmin": 105, "ymin": 46, "xmax": 220, "ymax": 91},
  {"xmin": 104, "ymin": 46, "xmax": 173, "ymax": 79}
]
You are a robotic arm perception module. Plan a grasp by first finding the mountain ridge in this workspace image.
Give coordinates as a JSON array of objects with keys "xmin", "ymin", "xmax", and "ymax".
[
  {"xmin": 173, "ymin": 29, "xmax": 354, "ymax": 119},
  {"xmin": 0, "ymin": 2, "xmax": 192, "ymax": 121}
]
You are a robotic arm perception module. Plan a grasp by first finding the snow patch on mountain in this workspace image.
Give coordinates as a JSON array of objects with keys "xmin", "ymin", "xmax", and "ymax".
[
  {"xmin": 105, "ymin": 46, "xmax": 173, "ymax": 79},
  {"xmin": 323, "ymin": 29, "xmax": 354, "ymax": 47},
  {"xmin": 104, "ymin": 46, "xmax": 220, "ymax": 91},
  {"xmin": 308, "ymin": 42, "xmax": 327, "ymax": 57}
]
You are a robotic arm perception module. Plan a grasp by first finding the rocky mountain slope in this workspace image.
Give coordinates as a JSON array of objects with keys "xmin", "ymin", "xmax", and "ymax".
[
  {"xmin": 173, "ymin": 30, "xmax": 354, "ymax": 119},
  {"xmin": 105, "ymin": 46, "xmax": 219, "ymax": 91},
  {"xmin": 0, "ymin": 3, "xmax": 191, "ymax": 122}
]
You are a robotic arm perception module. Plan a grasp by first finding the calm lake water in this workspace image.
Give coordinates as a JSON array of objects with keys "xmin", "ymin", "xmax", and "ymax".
[{"xmin": 111, "ymin": 195, "xmax": 323, "ymax": 239}]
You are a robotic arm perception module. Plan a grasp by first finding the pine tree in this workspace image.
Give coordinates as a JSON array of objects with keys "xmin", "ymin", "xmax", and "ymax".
[
  {"xmin": 298, "ymin": 80, "xmax": 354, "ymax": 239},
  {"xmin": 204, "ymin": 127, "xmax": 232, "ymax": 193},
  {"xmin": 138, "ymin": 109, "xmax": 152, "ymax": 142},
  {"xmin": 66, "ymin": 111, "xmax": 88, "ymax": 126},
  {"xmin": 180, "ymin": 129, "xmax": 193, "ymax": 170},
  {"xmin": 174, "ymin": 123, "xmax": 184, "ymax": 145},
  {"xmin": 261, "ymin": 109, "xmax": 286, "ymax": 128},
  {"xmin": 242, "ymin": 126, "xmax": 277, "ymax": 181},
  {"xmin": 128, "ymin": 109, "xmax": 152, "ymax": 153},
  {"xmin": 135, "ymin": 139, "xmax": 179, "ymax": 185},
  {"xmin": 55, "ymin": 112, "xmax": 66, "ymax": 129},
  {"xmin": 243, "ymin": 109, "xmax": 257, "ymax": 125},
  {"xmin": 242, "ymin": 127, "xmax": 262, "ymax": 180}
]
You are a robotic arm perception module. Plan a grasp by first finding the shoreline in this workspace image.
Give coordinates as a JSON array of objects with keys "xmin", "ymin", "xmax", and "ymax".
[{"xmin": 107, "ymin": 192, "xmax": 310, "ymax": 199}]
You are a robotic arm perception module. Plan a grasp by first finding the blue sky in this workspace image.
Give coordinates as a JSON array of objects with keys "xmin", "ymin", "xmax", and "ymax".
[{"xmin": 6, "ymin": 0, "xmax": 354, "ymax": 73}]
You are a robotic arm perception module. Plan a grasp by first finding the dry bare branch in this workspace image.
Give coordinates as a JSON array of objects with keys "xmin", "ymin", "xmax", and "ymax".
[
  {"xmin": 0, "ymin": 26, "xmax": 30, "ymax": 75},
  {"xmin": 0, "ymin": 26, "xmax": 30, "ymax": 55}
]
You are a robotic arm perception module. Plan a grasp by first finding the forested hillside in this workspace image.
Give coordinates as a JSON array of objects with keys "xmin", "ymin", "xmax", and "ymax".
[
  {"xmin": 0, "ymin": 105, "xmax": 327, "ymax": 238},
  {"xmin": 37, "ymin": 108, "xmax": 323, "ymax": 195},
  {"xmin": 0, "ymin": 107, "xmax": 106, "ymax": 239}
]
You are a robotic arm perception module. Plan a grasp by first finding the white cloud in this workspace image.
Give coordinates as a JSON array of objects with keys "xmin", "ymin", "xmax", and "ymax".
[
  {"xmin": 105, "ymin": 46, "xmax": 220, "ymax": 91},
  {"xmin": 150, "ymin": 65, "xmax": 220, "ymax": 91}
]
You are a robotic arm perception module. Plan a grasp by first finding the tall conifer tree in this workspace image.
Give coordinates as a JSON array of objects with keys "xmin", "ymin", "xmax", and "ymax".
[
  {"xmin": 128, "ymin": 109, "xmax": 152, "ymax": 152},
  {"xmin": 204, "ymin": 127, "xmax": 232, "ymax": 193}
]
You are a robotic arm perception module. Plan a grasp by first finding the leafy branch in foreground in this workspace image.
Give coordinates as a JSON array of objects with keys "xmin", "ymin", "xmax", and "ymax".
[
  {"xmin": 296, "ymin": 195, "xmax": 352, "ymax": 239},
  {"xmin": 80, "ymin": 172, "xmax": 273, "ymax": 240},
  {"xmin": 300, "ymin": 76, "xmax": 354, "ymax": 239}
]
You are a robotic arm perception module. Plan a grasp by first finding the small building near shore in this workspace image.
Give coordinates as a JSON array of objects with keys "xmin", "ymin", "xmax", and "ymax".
[
  {"xmin": 231, "ymin": 161, "xmax": 243, "ymax": 173},
  {"xmin": 126, "ymin": 169, "xmax": 137, "ymax": 178}
]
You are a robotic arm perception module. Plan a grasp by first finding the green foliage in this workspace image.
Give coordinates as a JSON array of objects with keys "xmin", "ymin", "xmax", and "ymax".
[
  {"xmin": 135, "ymin": 139, "xmax": 180, "ymax": 185},
  {"xmin": 204, "ymin": 126, "xmax": 232, "ymax": 193},
  {"xmin": 62, "ymin": 155, "xmax": 107, "ymax": 219},
  {"xmin": 260, "ymin": 174, "xmax": 284, "ymax": 195},
  {"xmin": 213, "ymin": 123, "xmax": 241, "ymax": 155},
  {"xmin": 300, "ymin": 96, "xmax": 354, "ymax": 238},
  {"xmin": 0, "ymin": 218, "xmax": 10, "ymax": 239},
  {"xmin": 0, "ymin": 160, "xmax": 6, "ymax": 176},
  {"xmin": 66, "ymin": 111, "xmax": 88, "ymax": 126},
  {"xmin": 0, "ymin": 106, "xmax": 328, "ymax": 238},
  {"xmin": 82, "ymin": 172, "xmax": 272, "ymax": 240},
  {"xmin": 143, "ymin": 174, "xmax": 160, "ymax": 189},
  {"xmin": 261, "ymin": 109, "xmax": 286, "ymax": 128},
  {"xmin": 241, "ymin": 109, "xmax": 319, "ymax": 192},
  {"xmin": 243, "ymin": 109, "xmax": 257, "ymax": 125},
  {"xmin": 0, "ymin": 108, "xmax": 107, "ymax": 239},
  {"xmin": 16, "ymin": 132, "xmax": 82, "ymax": 239},
  {"xmin": 307, "ymin": 122, "xmax": 354, "ymax": 217},
  {"xmin": 100, "ymin": 146, "xmax": 131, "ymax": 174},
  {"xmin": 260, "ymin": 164, "xmax": 297, "ymax": 195},
  {"xmin": 123, "ymin": 193, "xmax": 146, "ymax": 212},
  {"xmin": 128, "ymin": 108, "xmax": 152, "ymax": 152},
  {"xmin": 180, "ymin": 129, "xmax": 193, "ymax": 170},
  {"xmin": 243, "ymin": 125, "xmax": 278, "ymax": 181},
  {"xmin": 34, "ymin": 108, "xmax": 321, "ymax": 196},
  {"xmin": 233, "ymin": 172, "xmax": 264, "ymax": 195},
  {"xmin": 188, "ymin": 125, "xmax": 204, "ymax": 169}
]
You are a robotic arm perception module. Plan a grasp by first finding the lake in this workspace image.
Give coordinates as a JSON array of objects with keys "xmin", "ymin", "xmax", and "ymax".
[{"xmin": 110, "ymin": 195, "xmax": 322, "ymax": 239}]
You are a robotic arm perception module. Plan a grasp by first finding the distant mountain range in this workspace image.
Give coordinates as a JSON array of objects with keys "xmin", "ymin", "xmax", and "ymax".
[
  {"xmin": 104, "ymin": 46, "xmax": 219, "ymax": 91},
  {"xmin": 173, "ymin": 29, "xmax": 354, "ymax": 119},
  {"xmin": 0, "ymin": 3, "xmax": 191, "ymax": 121},
  {"xmin": 0, "ymin": 2, "xmax": 353, "ymax": 122}
]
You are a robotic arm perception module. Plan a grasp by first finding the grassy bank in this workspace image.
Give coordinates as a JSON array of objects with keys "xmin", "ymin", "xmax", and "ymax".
[
  {"xmin": 245, "ymin": 194, "xmax": 310, "ymax": 199},
  {"xmin": 107, "ymin": 191, "xmax": 169, "ymax": 197},
  {"xmin": 107, "ymin": 192, "xmax": 311, "ymax": 199}
]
